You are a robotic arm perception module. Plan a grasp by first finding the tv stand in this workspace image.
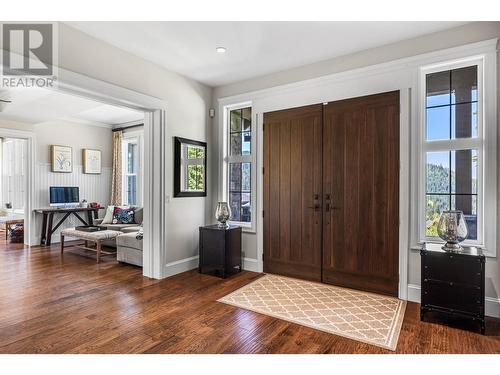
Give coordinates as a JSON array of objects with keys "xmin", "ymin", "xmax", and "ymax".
[{"xmin": 34, "ymin": 207, "xmax": 105, "ymax": 246}]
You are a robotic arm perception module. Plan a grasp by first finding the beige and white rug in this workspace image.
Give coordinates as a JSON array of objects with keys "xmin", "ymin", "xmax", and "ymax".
[{"xmin": 218, "ymin": 274, "xmax": 406, "ymax": 351}]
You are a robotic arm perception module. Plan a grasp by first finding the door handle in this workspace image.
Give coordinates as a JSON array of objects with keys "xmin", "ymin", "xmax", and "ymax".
[{"xmin": 324, "ymin": 193, "xmax": 331, "ymax": 212}]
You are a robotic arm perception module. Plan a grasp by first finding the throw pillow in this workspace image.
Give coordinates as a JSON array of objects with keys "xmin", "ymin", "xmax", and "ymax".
[
  {"xmin": 112, "ymin": 207, "xmax": 135, "ymax": 224},
  {"xmin": 101, "ymin": 205, "xmax": 115, "ymax": 224}
]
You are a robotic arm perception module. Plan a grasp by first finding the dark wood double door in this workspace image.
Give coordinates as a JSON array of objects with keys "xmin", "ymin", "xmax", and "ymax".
[{"xmin": 263, "ymin": 91, "xmax": 400, "ymax": 296}]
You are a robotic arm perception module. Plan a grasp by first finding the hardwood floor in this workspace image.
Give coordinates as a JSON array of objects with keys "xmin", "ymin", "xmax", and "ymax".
[{"xmin": 0, "ymin": 236, "xmax": 499, "ymax": 354}]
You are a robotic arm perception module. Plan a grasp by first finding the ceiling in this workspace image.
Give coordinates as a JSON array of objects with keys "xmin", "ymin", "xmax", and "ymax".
[
  {"xmin": 0, "ymin": 87, "xmax": 143, "ymax": 126},
  {"xmin": 68, "ymin": 21, "xmax": 468, "ymax": 87}
]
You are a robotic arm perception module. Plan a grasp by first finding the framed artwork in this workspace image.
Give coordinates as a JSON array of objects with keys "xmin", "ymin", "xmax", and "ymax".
[
  {"xmin": 51, "ymin": 145, "xmax": 73, "ymax": 173},
  {"xmin": 83, "ymin": 149, "xmax": 102, "ymax": 174}
]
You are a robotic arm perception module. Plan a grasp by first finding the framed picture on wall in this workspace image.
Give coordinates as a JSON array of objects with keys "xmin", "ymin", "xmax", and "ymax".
[
  {"xmin": 83, "ymin": 149, "xmax": 102, "ymax": 174},
  {"xmin": 51, "ymin": 145, "xmax": 73, "ymax": 173},
  {"xmin": 174, "ymin": 137, "xmax": 207, "ymax": 197}
]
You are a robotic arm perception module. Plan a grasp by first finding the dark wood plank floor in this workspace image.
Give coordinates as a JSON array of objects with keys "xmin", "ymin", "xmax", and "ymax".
[{"xmin": 0, "ymin": 236, "xmax": 499, "ymax": 354}]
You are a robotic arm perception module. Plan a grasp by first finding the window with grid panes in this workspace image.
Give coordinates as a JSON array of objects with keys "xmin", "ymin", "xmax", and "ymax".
[
  {"xmin": 424, "ymin": 65, "xmax": 480, "ymax": 241},
  {"xmin": 227, "ymin": 107, "xmax": 252, "ymax": 223}
]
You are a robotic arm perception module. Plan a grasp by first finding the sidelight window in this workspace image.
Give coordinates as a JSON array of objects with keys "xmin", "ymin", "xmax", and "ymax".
[{"xmin": 224, "ymin": 104, "xmax": 254, "ymax": 228}]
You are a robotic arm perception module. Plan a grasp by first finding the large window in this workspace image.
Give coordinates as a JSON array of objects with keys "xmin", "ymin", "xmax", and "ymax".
[
  {"xmin": 422, "ymin": 63, "xmax": 483, "ymax": 244},
  {"xmin": 122, "ymin": 132, "xmax": 143, "ymax": 206},
  {"xmin": 226, "ymin": 106, "xmax": 253, "ymax": 225}
]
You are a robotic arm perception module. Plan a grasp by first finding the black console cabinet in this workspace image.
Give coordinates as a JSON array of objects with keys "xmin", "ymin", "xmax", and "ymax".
[
  {"xmin": 420, "ymin": 243, "xmax": 485, "ymax": 334},
  {"xmin": 199, "ymin": 225, "xmax": 242, "ymax": 278}
]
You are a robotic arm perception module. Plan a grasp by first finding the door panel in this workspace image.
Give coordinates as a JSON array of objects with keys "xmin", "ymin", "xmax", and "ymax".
[
  {"xmin": 322, "ymin": 91, "xmax": 400, "ymax": 296},
  {"xmin": 263, "ymin": 104, "xmax": 323, "ymax": 281}
]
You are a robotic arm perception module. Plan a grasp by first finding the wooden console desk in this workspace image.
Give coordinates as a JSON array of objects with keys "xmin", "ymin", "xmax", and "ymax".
[{"xmin": 34, "ymin": 207, "xmax": 104, "ymax": 246}]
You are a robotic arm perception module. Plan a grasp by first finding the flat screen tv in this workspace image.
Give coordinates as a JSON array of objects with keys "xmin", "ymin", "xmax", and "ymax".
[{"xmin": 49, "ymin": 186, "xmax": 79, "ymax": 207}]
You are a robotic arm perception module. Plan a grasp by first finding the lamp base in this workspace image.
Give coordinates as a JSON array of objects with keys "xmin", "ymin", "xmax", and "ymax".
[{"xmin": 441, "ymin": 242, "xmax": 463, "ymax": 252}]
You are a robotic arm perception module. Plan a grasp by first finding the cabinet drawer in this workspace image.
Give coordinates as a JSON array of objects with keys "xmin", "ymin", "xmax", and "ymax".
[
  {"xmin": 423, "ymin": 252, "xmax": 482, "ymax": 285},
  {"xmin": 422, "ymin": 280, "xmax": 482, "ymax": 315}
]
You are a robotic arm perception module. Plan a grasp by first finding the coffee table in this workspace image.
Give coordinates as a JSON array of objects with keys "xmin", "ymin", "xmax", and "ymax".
[{"xmin": 60, "ymin": 228, "xmax": 121, "ymax": 263}]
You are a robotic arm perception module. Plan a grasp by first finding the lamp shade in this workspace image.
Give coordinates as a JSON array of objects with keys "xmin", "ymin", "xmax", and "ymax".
[
  {"xmin": 215, "ymin": 202, "xmax": 231, "ymax": 227},
  {"xmin": 437, "ymin": 210, "xmax": 468, "ymax": 251}
]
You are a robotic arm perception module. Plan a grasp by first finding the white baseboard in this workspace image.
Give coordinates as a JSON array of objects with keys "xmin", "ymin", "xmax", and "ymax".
[
  {"xmin": 162, "ymin": 255, "xmax": 263, "ymax": 278},
  {"xmin": 242, "ymin": 257, "xmax": 262, "ymax": 272},
  {"xmin": 408, "ymin": 284, "xmax": 500, "ymax": 318},
  {"xmin": 163, "ymin": 255, "xmax": 199, "ymax": 278}
]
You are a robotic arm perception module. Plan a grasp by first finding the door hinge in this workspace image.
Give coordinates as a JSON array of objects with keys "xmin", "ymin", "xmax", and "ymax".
[
  {"xmin": 262, "ymin": 167, "xmax": 265, "ymax": 175},
  {"xmin": 262, "ymin": 210, "xmax": 265, "ymax": 218},
  {"xmin": 262, "ymin": 253, "xmax": 265, "ymax": 261}
]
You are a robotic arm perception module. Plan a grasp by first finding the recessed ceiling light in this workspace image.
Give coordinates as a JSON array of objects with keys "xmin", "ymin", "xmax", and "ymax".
[{"xmin": 216, "ymin": 47, "xmax": 227, "ymax": 54}]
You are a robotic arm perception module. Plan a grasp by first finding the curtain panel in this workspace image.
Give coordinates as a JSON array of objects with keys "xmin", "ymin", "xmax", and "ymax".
[{"xmin": 111, "ymin": 131, "xmax": 122, "ymax": 205}]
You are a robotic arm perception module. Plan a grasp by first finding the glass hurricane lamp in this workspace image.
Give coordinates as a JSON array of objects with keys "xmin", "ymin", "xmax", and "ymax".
[
  {"xmin": 437, "ymin": 210, "xmax": 468, "ymax": 251},
  {"xmin": 215, "ymin": 202, "xmax": 231, "ymax": 228}
]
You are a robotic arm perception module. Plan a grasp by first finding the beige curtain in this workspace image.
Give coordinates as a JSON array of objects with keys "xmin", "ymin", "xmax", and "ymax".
[{"xmin": 110, "ymin": 131, "xmax": 122, "ymax": 205}]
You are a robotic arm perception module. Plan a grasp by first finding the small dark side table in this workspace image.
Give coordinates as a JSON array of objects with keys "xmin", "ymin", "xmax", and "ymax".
[
  {"xmin": 420, "ymin": 243, "xmax": 486, "ymax": 334},
  {"xmin": 199, "ymin": 224, "xmax": 242, "ymax": 278}
]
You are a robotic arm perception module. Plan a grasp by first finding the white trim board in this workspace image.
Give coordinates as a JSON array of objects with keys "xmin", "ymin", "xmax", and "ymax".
[
  {"xmin": 408, "ymin": 284, "xmax": 500, "ymax": 318},
  {"xmin": 216, "ymin": 38, "xmax": 498, "ymax": 301},
  {"xmin": 163, "ymin": 256, "xmax": 262, "ymax": 277},
  {"xmin": 242, "ymin": 257, "xmax": 262, "ymax": 273},
  {"xmin": 164, "ymin": 255, "xmax": 199, "ymax": 278}
]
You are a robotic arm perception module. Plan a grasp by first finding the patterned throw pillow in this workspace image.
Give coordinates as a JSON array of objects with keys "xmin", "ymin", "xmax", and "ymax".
[{"xmin": 112, "ymin": 207, "xmax": 135, "ymax": 224}]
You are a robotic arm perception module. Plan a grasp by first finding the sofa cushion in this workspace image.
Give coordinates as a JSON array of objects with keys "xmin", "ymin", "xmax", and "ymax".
[
  {"xmin": 99, "ymin": 223, "xmax": 138, "ymax": 231},
  {"xmin": 134, "ymin": 207, "xmax": 143, "ymax": 225},
  {"xmin": 101, "ymin": 206, "xmax": 115, "ymax": 224},
  {"xmin": 113, "ymin": 207, "xmax": 135, "ymax": 224},
  {"xmin": 121, "ymin": 226, "xmax": 142, "ymax": 233},
  {"xmin": 117, "ymin": 232, "xmax": 143, "ymax": 251}
]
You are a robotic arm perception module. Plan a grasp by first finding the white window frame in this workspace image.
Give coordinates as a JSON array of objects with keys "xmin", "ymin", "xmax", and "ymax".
[
  {"xmin": 222, "ymin": 101, "xmax": 256, "ymax": 231},
  {"xmin": 121, "ymin": 130, "xmax": 144, "ymax": 206},
  {"xmin": 418, "ymin": 56, "xmax": 496, "ymax": 256}
]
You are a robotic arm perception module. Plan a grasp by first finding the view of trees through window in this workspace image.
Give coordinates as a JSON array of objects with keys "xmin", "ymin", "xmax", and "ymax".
[
  {"xmin": 186, "ymin": 146, "xmax": 205, "ymax": 191},
  {"xmin": 425, "ymin": 65, "xmax": 478, "ymax": 240}
]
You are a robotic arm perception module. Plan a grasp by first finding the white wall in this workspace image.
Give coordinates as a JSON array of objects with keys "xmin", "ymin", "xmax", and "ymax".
[
  {"xmin": 58, "ymin": 23, "xmax": 213, "ymax": 267},
  {"xmin": 212, "ymin": 22, "xmax": 500, "ymax": 313}
]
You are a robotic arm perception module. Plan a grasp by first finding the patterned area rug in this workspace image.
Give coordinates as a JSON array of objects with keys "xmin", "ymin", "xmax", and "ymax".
[{"xmin": 218, "ymin": 274, "xmax": 406, "ymax": 351}]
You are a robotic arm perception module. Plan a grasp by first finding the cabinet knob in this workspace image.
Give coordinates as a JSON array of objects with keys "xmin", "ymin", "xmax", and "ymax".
[{"xmin": 449, "ymin": 282, "xmax": 453, "ymax": 286}]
